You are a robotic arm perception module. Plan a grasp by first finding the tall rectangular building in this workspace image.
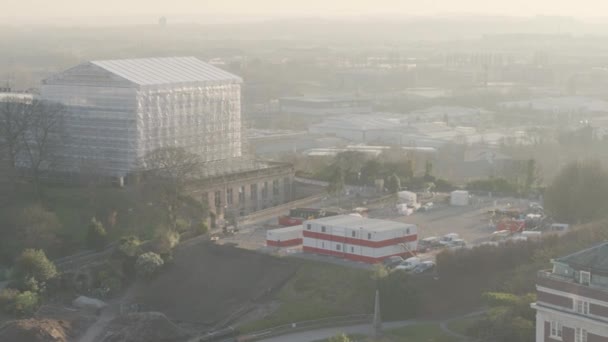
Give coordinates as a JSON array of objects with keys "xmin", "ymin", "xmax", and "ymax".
[
  {"xmin": 41, "ymin": 57, "xmax": 242, "ymax": 179},
  {"xmin": 532, "ymin": 243, "xmax": 608, "ymax": 342}
]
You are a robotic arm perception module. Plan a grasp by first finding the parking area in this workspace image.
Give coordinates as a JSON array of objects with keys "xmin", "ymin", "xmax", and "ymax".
[{"xmin": 213, "ymin": 195, "xmax": 531, "ymax": 268}]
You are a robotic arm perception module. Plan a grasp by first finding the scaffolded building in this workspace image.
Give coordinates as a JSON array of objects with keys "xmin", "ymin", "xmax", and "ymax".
[{"xmin": 41, "ymin": 57, "xmax": 243, "ymax": 180}]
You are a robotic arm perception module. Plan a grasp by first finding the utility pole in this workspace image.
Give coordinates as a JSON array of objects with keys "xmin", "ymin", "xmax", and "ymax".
[{"xmin": 373, "ymin": 289, "xmax": 382, "ymax": 337}]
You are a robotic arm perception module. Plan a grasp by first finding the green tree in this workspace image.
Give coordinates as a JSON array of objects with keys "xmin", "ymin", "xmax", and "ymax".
[
  {"xmin": 386, "ymin": 173, "xmax": 401, "ymax": 193},
  {"xmin": 86, "ymin": 217, "xmax": 108, "ymax": 250},
  {"xmin": 378, "ymin": 271, "xmax": 421, "ymax": 320},
  {"xmin": 544, "ymin": 160, "xmax": 608, "ymax": 223},
  {"xmin": 135, "ymin": 252, "xmax": 164, "ymax": 278},
  {"xmin": 141, "ymin": 147, "xmax": 202, "ymax": 229},
  {"xmin": 117, "ymin": 236, "xmax": 141, "ymax": 258},
  {"xmin": 153, "ymin": 227, "xmax": 180, "ymax": 255},
  {"xmin": 423, "ymin": 160, "xmax": 435, "ymax": 182},
  {"xmin": 11, "ymin": 291, "xmax": 40, "ymax": 316},
  {"xmin": 469, "ymin": 292, "xmax": 536, "ymax": 342},
  {"xmin": 0, "ymin": 204, "xmax": 62, "ymax": 263},
  {"xmin": 196, "ymin": 221, "xmax": 209, "ymax": 236},
  {"xmin": 12, "ymin": 249, "xmax": 57, "ymax": 290},
  {"xmin": 327, "ymin": 167, "xmax": 345, "ymax": 195}
]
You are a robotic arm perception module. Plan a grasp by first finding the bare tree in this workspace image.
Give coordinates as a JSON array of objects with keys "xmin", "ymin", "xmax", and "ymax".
[
  {"xmin": 140, "ymin": 147, "xmax": 202, "ymax": 228},
  {"xmin": 18, "ymin": 100, "xmax": 66, "ymax": 197},
  {"xmin": 0, "ymin": 97, "xmax": 35, "ymax": 185}
]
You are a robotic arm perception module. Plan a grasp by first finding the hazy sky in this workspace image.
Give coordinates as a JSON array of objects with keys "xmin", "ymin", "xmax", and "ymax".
[{"xmin": 4, "ymin": 0, "xmax": 608, "ymax": 23}]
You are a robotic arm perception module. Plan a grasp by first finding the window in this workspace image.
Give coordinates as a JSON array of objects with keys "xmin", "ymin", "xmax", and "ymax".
[
  {"xmin": 351, "ymin": 231, "xmax": 356, "ymax": 237},
  {"xmin": 406, "ymin": 228, "xmax": 410, "ymax": 234},
  {"xmin": 238, "ymin": 186, "xmax": 245, "ymax": 203},
  {"xmin": 322, "ymin": 226, "xmax": 326, "ymax": 233},
  {"xmin": 575, "ymin": 328, "xmax": 587, "ymax": 342},
  {"xmin": 262, "ymin": 181, "xmax": 269, "ymax": 199},
  {"xmin": 226, "ymin": 188, "xmax": 233, "ymax": 205},
  {"xmin": 322, "ymin": 242, "xmax": 325, "ymax": 248},
  {"xmin": 350, "ymin": 246, "xmax": 354, "ymax": 253},
  {"xmin": 336, "ymin": 244, "xmax": 341, "ymax": 251},
  {"xmin": 575, "ymin": 299, "xmax": 590, "ymax": 315},
  {"xmin": 550, "ymin": 321, "xmax": 562, "ymax": 339},
  {"xmin": 368, "ymin": 233, "xmax": 372, "ymax": 240},
  {"xmin": 250, "ymin": 184, "xmax": 258, "ymax": 200},
  {"xmin": 214, "ymin": 190, "xmax": 221, "ymax": 208},
  {"xmin": 273, "ymin": 180, "xmax": 280, "ymax": 196},
  {"xmin": 307, "ymin": 224, "xmax": 311, "ymax": 230},
  {"xmin": 580, "ymin": 271, "xmax": 591, "ymax": 286}
]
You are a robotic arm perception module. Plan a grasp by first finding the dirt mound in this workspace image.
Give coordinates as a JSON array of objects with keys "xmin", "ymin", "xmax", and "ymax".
[
  {"xmin": 0, "ymin": 318, "xmax": 73, "ymax": 342},
  {"xmin": 135, "ymin": 243, "xmax": 297, "ymax": 324},
  {"xmin": 101, "ymin": 312, "xmax": 190, "ymax": 342}
]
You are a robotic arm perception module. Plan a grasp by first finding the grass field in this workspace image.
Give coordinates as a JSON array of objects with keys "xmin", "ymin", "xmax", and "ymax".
[
  {"xmin": 446, "ymin": 317, "xmax": 478, "ymax": 337},
  {"xmin": 240, "ymin": 260, "xmax": 376, "ymax": 332}
]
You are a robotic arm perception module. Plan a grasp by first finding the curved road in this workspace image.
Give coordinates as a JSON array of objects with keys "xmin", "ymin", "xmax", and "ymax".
[{"xmin": 257, "ymin": 310, "xmax": 485, "ymax": 342}]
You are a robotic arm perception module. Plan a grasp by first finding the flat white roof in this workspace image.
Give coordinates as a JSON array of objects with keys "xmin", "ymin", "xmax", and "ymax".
[
  {"xmin": 267, "ymin": 226, "xmax": 303, "ymax": 234},
  {"xmin": 305, "ymin": 215, "xmax": 415, "ymax": 232},
  {"xmin": 90, "ymin": 56, "xmax": 242, "ymax": 86}
]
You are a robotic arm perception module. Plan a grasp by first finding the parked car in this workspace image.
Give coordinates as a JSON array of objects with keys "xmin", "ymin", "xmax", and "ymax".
[
  {"xmin": 413, "ymin": 261, "xmax": 435, "ymax": 274},
  {"xmin": 394, "ymin": 257, "xmax": 421, "ymax": 271},
  {"xmin": 439, "ymin": 233, "xmax": 460, "ymax": 246},
  {"xmin": 383, "ymin": 256, "xmax": 404, "ymax": 268},
  {"xmin": 418, "ymin": 236, "xmax": 439, "ymax": 252},
  {"xmin": 448, "ymin": 238, "xmax": 466, "ymax": 248}
]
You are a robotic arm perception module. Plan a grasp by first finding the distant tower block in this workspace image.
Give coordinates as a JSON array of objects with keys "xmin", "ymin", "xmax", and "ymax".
[{"xmin": 158, "ymin": 16, "xmax": 167, "ymax": 27}]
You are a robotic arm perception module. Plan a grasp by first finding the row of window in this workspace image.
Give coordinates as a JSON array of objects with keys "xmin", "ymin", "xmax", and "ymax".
[
  {"xmin": 210, "ymin": 179, "xmax": 287, "ymax": 208},
  {"xmin": 317, "ymin": 242, "xmax": 356, "ymax": 253},
  {"xmin": 550, "ymin": 321, "xmax": 588, "ymax": 342},
  {"xmin": 306, "ymin": 224, "xmax": 375, "ymax": 240}
]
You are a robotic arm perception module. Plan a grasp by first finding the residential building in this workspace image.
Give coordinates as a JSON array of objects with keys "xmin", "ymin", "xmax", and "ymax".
[{"xmin": 532, "ymin": 242, "xmax": 608, "ymax": 342}]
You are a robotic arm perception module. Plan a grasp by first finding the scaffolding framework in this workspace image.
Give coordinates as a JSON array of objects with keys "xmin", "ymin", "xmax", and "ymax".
[{"xmin": 41, "ymin": 57, "xmax": 244, "ymax": 178}]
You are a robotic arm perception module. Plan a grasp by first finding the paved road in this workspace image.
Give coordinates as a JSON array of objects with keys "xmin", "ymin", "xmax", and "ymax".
[
  {"xmin": 257, "ymin": 310, "xmax": 486, "ymax": 342},
  {"xmin": 257, "ymin": 320, "xmax": 421, "ymax": 342}
]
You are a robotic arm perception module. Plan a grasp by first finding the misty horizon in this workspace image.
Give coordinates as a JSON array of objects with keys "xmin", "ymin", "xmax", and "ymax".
[{"xmin": 3, "ymin": 0, "xmax": 608, "ymax": 26}]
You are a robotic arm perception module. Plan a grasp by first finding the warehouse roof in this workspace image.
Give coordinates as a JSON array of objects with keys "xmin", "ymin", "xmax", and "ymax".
[
  {"xmin": 306, "ymin": 215, "xmax": 415, "ymax": 232},
  {"xmin": 555, "ymin": 242, "xmax": 608, "ymax": 274},
  {"xmin": 90, "ymin": 56, "xmax": 242, "ymax": 86}
]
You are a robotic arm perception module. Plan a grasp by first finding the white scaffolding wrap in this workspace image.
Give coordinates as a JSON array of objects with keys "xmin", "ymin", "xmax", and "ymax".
[{"xmin": 41, "ymin": 57, "xmax": 243, "ymax": 177}]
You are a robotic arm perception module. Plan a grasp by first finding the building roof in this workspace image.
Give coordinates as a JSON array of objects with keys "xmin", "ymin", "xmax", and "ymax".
[
  {"xmin": 555, "ymin": 242, "xmax": 608, "ymax": 273},
  {"xmin": 90, "ymin": 56, "xmax": 242, "ymax": 86},
  {"xmin": 306, "ymin": 215, "xmax": 415, "ymax": 232},
  {"xmin": 500, "ymin": 96, "xmax": 608, "ymax": 113}
]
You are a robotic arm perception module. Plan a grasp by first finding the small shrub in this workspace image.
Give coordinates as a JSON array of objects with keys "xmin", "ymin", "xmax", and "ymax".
[
  {"xmin": 86, "ymin": 217, "xmax": 108, "ymax": 250},
  {"xmin": 135, "ymin": 252, "xmax": 164, "ymax": 278},
  {"xmin": 0, "ymin": 289, "xmax": 40, "ymax": 316},
  {"xmin": 12, "ymin": 249, "xmax": 58, "ymax": 289},
  {"xmin": 175, "ymin": 219, "xmax": 191, "ymax": 233},
  {"xmin": 117, "ymin": 236, "xmax": 141, "ymax": 258},
  {"xmin": 195, "ymin": 221, "xmax": 209, "ymax": 236},
  {"xmin": 0, "ymin": 288, "xmax": 19, "ymax": 311},
  {"xmin": 154, "ymin": 228, "xmax": 180, "ymax": 254},
  {"xmin": 12, "ymin": 291, "xmax": 39, "ymax": 316}
]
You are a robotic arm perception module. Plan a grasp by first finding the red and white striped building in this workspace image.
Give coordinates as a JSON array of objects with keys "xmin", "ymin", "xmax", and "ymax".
[
  {"xmin": 302, "ymin": 215, "xmax": 418, "ymax": 264},
  {"xmin": 266, "ymin": 226, "xmax": 303, "ymax": 247}
]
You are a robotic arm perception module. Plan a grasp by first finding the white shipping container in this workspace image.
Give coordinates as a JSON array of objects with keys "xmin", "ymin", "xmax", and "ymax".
[
  {"xmin": 450, "ymin": 190, "xmax": 470, "ymax": 206},
  {"xmin": 266, "ymin": 226, "xmax": 303, "ymax": 242}
]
